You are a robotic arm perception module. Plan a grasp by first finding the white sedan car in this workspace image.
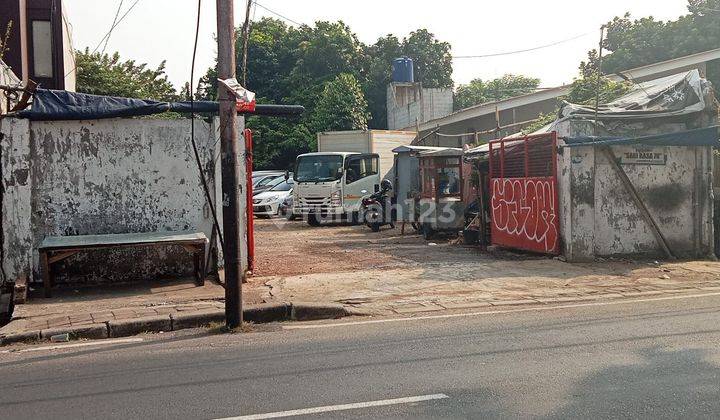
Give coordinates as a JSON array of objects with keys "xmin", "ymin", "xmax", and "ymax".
[{"xmin": 252, "ymin": 179, "xmax": 294, "ymax": 217}]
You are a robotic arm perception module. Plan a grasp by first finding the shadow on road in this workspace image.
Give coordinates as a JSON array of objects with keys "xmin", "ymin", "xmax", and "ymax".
[{"xmin": 546, "ymin": 346, "xmax": 720, "ymax": 418}]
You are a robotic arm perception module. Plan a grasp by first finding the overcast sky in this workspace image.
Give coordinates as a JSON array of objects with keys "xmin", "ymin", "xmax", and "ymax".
[{"xmin": 65, "ymin": 0, "xmax": 690, "ymax": 93}]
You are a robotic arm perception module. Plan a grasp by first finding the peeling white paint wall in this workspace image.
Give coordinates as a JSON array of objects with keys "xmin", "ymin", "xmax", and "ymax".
[
  {"xmin": 558, "ymin": 128, "xmax": 714, "ymax": 261},
  {"xmin": 1, "ymin": 118, "xmax": 32, "ymax": 283},
  {"xmin": 1, "ymin": 116, "xmax": 246, "ymax": 288}
]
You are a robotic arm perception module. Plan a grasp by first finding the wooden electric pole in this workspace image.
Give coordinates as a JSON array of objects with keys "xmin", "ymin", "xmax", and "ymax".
[{"xmin": 216, "ymin": 0, "xmax": 243, "ymax": 328}]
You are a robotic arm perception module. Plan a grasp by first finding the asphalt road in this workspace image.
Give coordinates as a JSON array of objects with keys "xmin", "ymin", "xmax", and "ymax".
[{"xmin": 2, "ymin": 293, "xmax": 720, "ymax": 419}]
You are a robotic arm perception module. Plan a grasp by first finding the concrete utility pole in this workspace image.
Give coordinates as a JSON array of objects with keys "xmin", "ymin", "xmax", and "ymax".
[{"xmin": 216, "ymin": 0, "xmax": 243, "ymax": 328}]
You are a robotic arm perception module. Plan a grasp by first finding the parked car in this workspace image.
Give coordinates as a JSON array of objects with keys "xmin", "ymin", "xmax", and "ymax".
[
  {"xmin": 254, "ymin": 173, "xmax": 292, "ymax": 196},
  {"xmin": 252, "ymin": 171, "xmax": 284, "ymax": 189},
  {"xmin": 279, "ymin": 195, "xmax": 296, "ymax": 220},
  {"xmin": 253, "ymin": 179, "xmax": 294, "ymax": 217}
]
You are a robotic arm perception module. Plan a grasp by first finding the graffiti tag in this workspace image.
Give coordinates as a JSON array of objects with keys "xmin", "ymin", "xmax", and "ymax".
[{"xmin": 491, "ymin": 178, "xmax": 559, "ymax": 253}]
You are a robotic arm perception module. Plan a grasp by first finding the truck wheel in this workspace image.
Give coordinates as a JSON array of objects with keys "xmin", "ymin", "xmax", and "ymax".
[
  {"xmin": 370, "ymin": 223, "xmax": 381, "ymax": 232},
  {"xmin": 422, "ymin": 223, "xmax": 434, "ymax": 240},
  {"xmin": 307, "ymin": 213, "xmax": 321, "ymax": 227}
]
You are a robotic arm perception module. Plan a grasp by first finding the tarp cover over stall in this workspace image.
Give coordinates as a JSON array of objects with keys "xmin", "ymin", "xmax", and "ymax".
[
  {"xmin": 560, "ymin": 70, "xmax": 712, "ymax": 119},
  {"xmin": 18, "ymin": 89, "xmax": 221, "ymax": 120}
]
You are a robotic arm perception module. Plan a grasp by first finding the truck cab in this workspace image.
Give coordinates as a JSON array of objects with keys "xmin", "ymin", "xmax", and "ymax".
[{"xmin": 293, "ymin": 152, "xmax": 380, "ymax": 225}]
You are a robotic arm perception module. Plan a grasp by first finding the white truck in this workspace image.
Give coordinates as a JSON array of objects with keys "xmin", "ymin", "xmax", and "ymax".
[{"xmin": 292, "ymin": 130, "xmax": 415, "ymax": 226}]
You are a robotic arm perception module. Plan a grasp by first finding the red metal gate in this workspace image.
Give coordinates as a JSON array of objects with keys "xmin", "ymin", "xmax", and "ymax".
[{"xmin": 488, "ymin": 132, "xmax": 560, "ymax": 254}]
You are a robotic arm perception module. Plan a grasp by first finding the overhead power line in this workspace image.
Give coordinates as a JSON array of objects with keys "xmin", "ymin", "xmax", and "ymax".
[
  {"xmin": 101, "ymin": 0, "xmax": 124, "ymax": 54},
  {"xmin": 64, "ymin": 0, "xmax": 142, "ymax": 78},
  {"xmin": 91, "ymin": 0, "xmax": 141, "ymax": 54},
  {"xmin": 253, "ymin": 1, "xmax": 303, "ymax": 26},
  {"xmin": 454, "ymin": 31, "xmax": 594, "ymax": 59}
]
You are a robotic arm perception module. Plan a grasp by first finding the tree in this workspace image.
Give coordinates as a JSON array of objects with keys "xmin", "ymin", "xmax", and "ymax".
[
  {"xmin": 75, "ymin": 49, "xmax": 178, "ymax": 101},
  {"xmin": 401, "ymin": 29, "xmax": 453, "ymax": 89},
  {"xmin": 311, "ymin": 73, "xmax": 370, "ymax": 132},
  {"xmin": 580, "ymin": 1, "xmax": 720, "ymax": 98},
  {"xmin": 454, "ymin": 75, "xmax": 540, "ymax": 110},
  {"xmin": 247, "ymin": 115, "xmax": 313, "ymax": 170},
  {"xmin": 363, "ymin": 34, "xmax": 403, "ymax": 129},
  {"xmin": 364, "ymin": 29, "xmax": 453, "ymax": 128},
  {"xmin": 521, "ymin": 74, "xmax": 631, "ymax": 134},
  {"xmin": 197, "ymin": 21, "xmax": 455, "ymax": 167}
]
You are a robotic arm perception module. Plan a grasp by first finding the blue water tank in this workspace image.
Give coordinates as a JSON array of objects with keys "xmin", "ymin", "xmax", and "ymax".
[{"xmin": 392, "ymin": 57, "xmax": 414, "ymax": 83}]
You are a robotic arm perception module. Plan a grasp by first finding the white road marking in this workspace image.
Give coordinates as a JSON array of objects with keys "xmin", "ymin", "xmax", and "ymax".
[
  {"xmin": 215, "ymin": 394, "xmax": 449, "ymax": 420},
  {"xmin": 0, "ymin": 338, "xmax": 144, "ymax": 353},
  {"xmin": 283, "ymin": 291, "xmax": 720, "ymax": 330}
]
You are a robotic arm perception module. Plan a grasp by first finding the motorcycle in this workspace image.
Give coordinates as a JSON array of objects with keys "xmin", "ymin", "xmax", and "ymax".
[{"xmin": 361, "ymin": 179, "xmax": 395, "ymax": 232}]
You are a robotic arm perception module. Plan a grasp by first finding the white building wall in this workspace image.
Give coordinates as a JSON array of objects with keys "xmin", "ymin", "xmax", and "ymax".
[
  {"xmin": 387, "ymin": 83, "xmax": 453, "ymax": 130},
  {"xmin": 421, "ymin": 88, "xmax": 454, "ymax": 122},
  {"xmin": 1, "ymin": 117, "xmax": 245, "ymax": 287},
  {"xmin": 559, "ymin": 140, "xmax": 713, "ymax": 261},
  {"xmin": 60, "ymin": 5, "xmax": 76, "ymax": 92}
]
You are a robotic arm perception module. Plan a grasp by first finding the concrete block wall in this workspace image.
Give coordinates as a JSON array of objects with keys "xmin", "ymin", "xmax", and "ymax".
[
  {"xmin": 1, "ymin": 117, "xmax": 246, "ymax": 288},
  {"xmin": 387, "ymin": 84, "xmax": 453, "ymax": 130},
  {"xmin": 560, "ymin": 143, "xmax": 714, "ymax": 261}
]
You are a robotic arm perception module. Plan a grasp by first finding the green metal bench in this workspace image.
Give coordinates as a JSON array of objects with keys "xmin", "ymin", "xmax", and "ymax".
[{"xmin": 38, "ymin": 232, "xmax": 208, "ymax": 298}]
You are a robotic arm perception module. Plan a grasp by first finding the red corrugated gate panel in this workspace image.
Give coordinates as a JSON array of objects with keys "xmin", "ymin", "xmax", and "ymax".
[{"xmin": 488, "ymin": 133, "xmax": 560, "ymax": 254}]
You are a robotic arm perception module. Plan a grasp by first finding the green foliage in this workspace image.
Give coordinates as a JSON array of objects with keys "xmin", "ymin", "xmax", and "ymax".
[
  {"xmin": 247, "ymin": 114, "xmax": 313, "ymax": 170},
  {"xmin": 194, "ymin": 18, "xmax": 454, "ymax": 169},
  {"xmin": 522, "ymin": 112, "xmax": 557, "ymax": 134},
  {"xmin": 363, "ymin": 34, "xmax": 403, "ymax": 129},
  {"xmin": 566, "ymin": 74, "xmax": 632, "ymax": 105},
  {"xmin": 520, "ymin": 74, "xmax": 630, "ymax": 135},
  {"xmin": 580, "ymin": 1, "xmax": 720, "ymax": 98},
  {"xmin": 401, "ymin": 29, "xmax": 453, "ymax": 89},
  {"xmin": 363, "ymin": 30, "xmax": 453, "ymax": 128},
  {"xmin": 75, "ymin": 49, "xmax": 178, "ymax": 101},
  {"xmin": 454, "ymin": 74, "xmax": 540, "ymax": 110},
  {"xmin": 312, "ymin": 73, "xmax": 370, "ymax": 132}
]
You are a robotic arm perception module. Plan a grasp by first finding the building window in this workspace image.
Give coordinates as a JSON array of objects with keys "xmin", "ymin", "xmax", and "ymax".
[{"xmin": 32, "ymin": 20, "xmax": 53, "ymax": 78}]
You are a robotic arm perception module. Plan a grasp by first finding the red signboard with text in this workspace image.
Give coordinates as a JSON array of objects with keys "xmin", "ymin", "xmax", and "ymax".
[{"xmin": 488, "ymin": 133, "xmax": 560, "ymax": 254}]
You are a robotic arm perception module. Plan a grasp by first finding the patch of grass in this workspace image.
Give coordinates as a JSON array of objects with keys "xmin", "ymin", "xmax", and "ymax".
[{"xmin": 206, "ymin": 321, "xmax": 256, "ymax": 334}]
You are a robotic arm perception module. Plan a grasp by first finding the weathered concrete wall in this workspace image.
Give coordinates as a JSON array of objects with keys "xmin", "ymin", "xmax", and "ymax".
[
  {"xmin": 1, "ymin": 116, "xmax": 246, "ymax": 288},
  {"xmin": 1, "ymin": 118, "xmax": 32, "ymax": 284},
  {"xmin": 560, "ymin": 141, "xmax": 714, "ymax": 261},
  {"xmin": 387, "ymin": 84, "xmax": 453, "ymax": 130}
]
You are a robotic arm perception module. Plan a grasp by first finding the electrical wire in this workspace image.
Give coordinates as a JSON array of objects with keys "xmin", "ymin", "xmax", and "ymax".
[
  {"xmin": 454, "ymin": 31, "xmax": 594, "ymax": 59},
  {"xmin": 101, "ymin": 0, "xmax": 124, "ymax": 54},
  {"xmin": 188, "ymin": 0, "xmax": 227, "ymax": 258},
  {"xmin": 64, "ymin": 0, "xmax": 142, "ymax": 78},
  {"xmin": 253, "ymin": 1, "xmax": 303, "ymax": 26},
  {"xmin": 91, "ymin": 0, "xmax": 141, "ymax": 54}
]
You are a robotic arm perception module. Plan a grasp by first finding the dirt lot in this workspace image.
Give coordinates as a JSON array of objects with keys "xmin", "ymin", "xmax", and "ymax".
[
  {"xmin": 253, "ymin": 218, "xmax": 504, "ymax": 277},
  {"xmin": 251, "ymin": 218, "xmax": 720, "ymax": 315}
]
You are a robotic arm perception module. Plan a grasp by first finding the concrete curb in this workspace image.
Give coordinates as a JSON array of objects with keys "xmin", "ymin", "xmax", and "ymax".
[
  {"xmin": 0, "ymin": 302, "xmax": 353, "ymax": 346},
  {"xmin": 291, "ymin": 302, "xmax": 347, "ymax": 321},
  {"xmin": 42, "ymin": 324, "xmax": 108, "ymax": 341},
  {"xmin": 108, "ymin": 315, "xmax": 172, "ymax": 338}
]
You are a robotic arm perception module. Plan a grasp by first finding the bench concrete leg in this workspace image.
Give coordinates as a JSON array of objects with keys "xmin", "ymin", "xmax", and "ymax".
[
  {"xmin": 194, "ymin": 248, "xmax": 204, "ymax": 286},
  {"xmin": 40, "ymin": 251, "xmax": 52, "ymax": 298}
]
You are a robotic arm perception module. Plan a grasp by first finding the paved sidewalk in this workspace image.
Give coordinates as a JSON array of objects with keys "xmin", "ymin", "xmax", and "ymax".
[
  {"xmin": 262, "ymin": 259, "xmax": 720, "ymax": 315},
  {"xmin": 0, "ymin": 277, "xmax": 265, "ymax": 337}
]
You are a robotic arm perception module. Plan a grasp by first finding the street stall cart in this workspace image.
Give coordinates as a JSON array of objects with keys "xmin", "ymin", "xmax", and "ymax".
[{"xmin": 416, "ymin": 148, "xmax": 465, "ymax": 239}]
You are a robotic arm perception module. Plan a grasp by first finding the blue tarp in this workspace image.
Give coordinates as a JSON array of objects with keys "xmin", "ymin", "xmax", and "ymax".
[
  {"xmin": 563, "ymin": 126, "xmax": 719, "ymax": 148},
  {"xmin": 18, "ymin": 89, "xmax": 220, "ymax": 121},
  {"xmin": 17, "ymin": 89, "xmax": 303, "ymax": 120}
]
